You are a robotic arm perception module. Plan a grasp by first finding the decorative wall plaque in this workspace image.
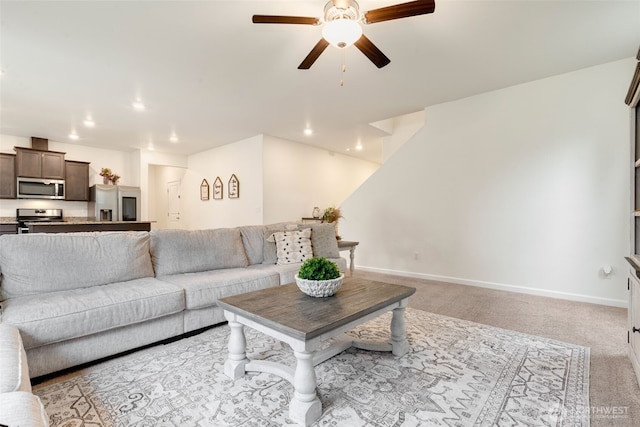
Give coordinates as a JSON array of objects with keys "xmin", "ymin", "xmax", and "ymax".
[
  {"xmin": 228, "ymin": 174, "xmax": 240, "ymax": 199},
  {"xmin": 213, "ymin": 176, "xmax": 223, "ymax": 200},
  {"xmin": 200, "ymin": 179, "xmax": 209, "ymax": 201}
]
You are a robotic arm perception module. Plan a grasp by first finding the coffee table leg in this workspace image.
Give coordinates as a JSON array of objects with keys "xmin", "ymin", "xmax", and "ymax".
[
  {"xmin": 289, "ymin": 350, "xmax": 322, "ymax": 426},
  {"xmin": 225, "ymin": 320, "xmax": 249, "ymax": 379},
  {"xmin": 389, "ymin": 306, "xmax": 409, "ymax": 356}
]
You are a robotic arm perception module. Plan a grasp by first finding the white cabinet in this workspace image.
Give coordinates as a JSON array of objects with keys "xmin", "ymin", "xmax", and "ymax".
[
  {"xmin": 628, "ymin": 271, "xmax": 640, "ymax": 386},
  {"xmin": 626, "ymin": 47, "xmax": 640, "ymax": 386}
]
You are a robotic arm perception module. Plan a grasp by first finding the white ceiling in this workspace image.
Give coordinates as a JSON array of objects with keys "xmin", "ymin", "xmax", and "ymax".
[{"xmin": 1, "ymin": 0, "xmax": 638, "ymax": 164}]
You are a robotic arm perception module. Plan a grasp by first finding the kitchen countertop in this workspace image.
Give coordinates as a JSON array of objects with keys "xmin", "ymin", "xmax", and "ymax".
[
  {"xmin": 0, "ymin": 216, "xmax": 152, "ymax": 225},
  {"xmin": 24, "ymin": 220, "xmax": 152, "ymax": 225}
]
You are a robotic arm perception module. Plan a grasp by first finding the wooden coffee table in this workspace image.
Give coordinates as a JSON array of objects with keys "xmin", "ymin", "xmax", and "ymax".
[{"xmin": 217, "ymin": 277, "xmax": 416, "ymax": 426}]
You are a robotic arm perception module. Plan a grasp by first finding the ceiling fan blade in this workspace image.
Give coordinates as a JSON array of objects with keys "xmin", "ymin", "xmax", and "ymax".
[
  {"xmin": 298, "ymin": 39, "xmax": 330, "ymax": 69},
  {"xmin": 354, "ymin": 35, "xmax": 390, "ymax": 68},
  {"xmin": 252, "ymin": 15, "xmax": 320, "ymax": 25},
  {"xmin": 363, "ymin": 0, "xmax": 435, "ymax": 24}
]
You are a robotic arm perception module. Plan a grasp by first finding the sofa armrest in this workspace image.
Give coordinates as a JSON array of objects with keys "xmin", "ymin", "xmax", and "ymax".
[
  {"xmin": 0, "ymin": 391, "xmax": 49, "ymax": 427},
  {"xmin": 0, "ymin": 324, "xmax": 31, "ymax": 393}
]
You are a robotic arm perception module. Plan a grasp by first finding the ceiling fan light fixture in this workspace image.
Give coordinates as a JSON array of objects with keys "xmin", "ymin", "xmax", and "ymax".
[{"xmin": 322, "ymin": 18, "xmax": 362, "ymax": 48}]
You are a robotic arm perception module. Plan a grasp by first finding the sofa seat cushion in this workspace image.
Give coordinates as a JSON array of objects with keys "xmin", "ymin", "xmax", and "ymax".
[
  {"xmin": 0, "ymin": 391, "xmax": 49, "ymax": 427},
  {"xmin": 157, "ymin": 269, "xmax": 279, "ymax": 310},
  {"xmin": 1, "ymin": 277, "xmax": 184, "ymax": 350},
  {"xmin": 0, "ymin": 324, "xmax": 31, "ymax": 393},
  {"xmin": 150, "ymin": 228, "xmax": 249, "ymax": 276},
  {"xmin": 0, "ymin": 231, "xmax": 154, "ymax": 300}
]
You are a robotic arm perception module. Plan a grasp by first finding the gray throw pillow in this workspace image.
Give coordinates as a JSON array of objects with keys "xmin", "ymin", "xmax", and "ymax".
[{"xmin": 309, "ymin": 223, "xmax": 339, "ymax": 258}]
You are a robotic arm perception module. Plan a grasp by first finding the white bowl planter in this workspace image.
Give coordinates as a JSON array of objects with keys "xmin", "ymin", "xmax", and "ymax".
[{"xmin": 295, "ymin": 274, "xmax": 345, "ymax": 297}]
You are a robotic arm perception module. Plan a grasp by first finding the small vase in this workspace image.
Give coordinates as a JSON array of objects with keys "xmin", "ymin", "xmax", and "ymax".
[
  {"xmin": 103, "ymin": 176, "xmax": 110, "ymax": 185},
  {"xmin": 312, "ymin": 207, "xmax": 320, "ymax": 218}
]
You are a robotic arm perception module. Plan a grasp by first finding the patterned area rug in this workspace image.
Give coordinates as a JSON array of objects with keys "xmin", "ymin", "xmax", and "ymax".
[{"xmin": 33, "ymin": 309, "xmax": 589, "ymax": 426}]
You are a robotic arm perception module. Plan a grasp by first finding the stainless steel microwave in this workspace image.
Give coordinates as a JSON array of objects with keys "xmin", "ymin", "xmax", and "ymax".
[{"xmin": 17, "ymin": 177, "xmax": 65, "ymax": 199}]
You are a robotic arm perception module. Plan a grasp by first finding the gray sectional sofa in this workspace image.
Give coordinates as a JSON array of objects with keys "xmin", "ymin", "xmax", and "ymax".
[
  {"xmin": 0, "ymin": 323, "xmax": 49, "ymax": 427},
  {"xmin": 0, "ymin": 222, "xmax": 346, "ymax": 381}
]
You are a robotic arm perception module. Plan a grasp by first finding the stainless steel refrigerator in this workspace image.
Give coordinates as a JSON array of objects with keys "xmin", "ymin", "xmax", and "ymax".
[{"xmin": 89, "ymin": 185, "xmax": 141, "ymax": 221}]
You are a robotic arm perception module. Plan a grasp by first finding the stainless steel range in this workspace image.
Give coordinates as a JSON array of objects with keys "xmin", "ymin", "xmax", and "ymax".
[{"xmin": 16, "ymin": 208, "xmax": 64, "ymax": 234}]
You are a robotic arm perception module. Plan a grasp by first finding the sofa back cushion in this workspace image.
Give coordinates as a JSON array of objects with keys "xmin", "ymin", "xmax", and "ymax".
[
  {"xmin": 0, "ymin": 231, "xmax": 154, "ymax": 300},
  {"xmin": 238, "ymin": 225, "xmax": 265, "ymax": 265},
  {"xmin": 150, "ymin": 228, "xmax": 249, "ymax": 276}
]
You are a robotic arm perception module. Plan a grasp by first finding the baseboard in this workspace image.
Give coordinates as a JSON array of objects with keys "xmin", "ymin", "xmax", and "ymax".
[{"xmin": 358, "ymin": 266, "xmax": 628, "ymax": 308}]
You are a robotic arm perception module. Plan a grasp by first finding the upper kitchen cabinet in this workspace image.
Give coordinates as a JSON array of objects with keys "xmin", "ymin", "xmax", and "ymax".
[
  {"xmin": 15, "ymin": 147, "xmax": 65, "ymax": 179},
  {"xmin": 65, "ymin": 160, "xmax": 90, "ymax": 201},
  {"xmin": 0, "ymin": 153, "xmax": 16, "ymax": 199}
]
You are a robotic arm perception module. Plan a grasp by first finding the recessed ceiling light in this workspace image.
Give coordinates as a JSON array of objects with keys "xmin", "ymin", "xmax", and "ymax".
[
  {"xmin": 132, "ymin": 100, "xmax": 146, "ymax": 111},
  {"xmin": 169, "ymin": 134, "xmax": 179, "ymax": 143},
  {"xmin": 346, "ymin": 148, "xmax": 351, "ymax": 152},
  {"xmin": 83, "ymin": 118, "xmax": 95, "ymax": 127},
  {"xmin": 68, "ymin": 132, "xmax": 79, "ymax": 140},
  {"xmin": 304, "ymin": 128, "xmax": 313, "ymax": 136},
  {"xmin": 355, "ymin": 142, "xmax": 363, "ymax": 151}
]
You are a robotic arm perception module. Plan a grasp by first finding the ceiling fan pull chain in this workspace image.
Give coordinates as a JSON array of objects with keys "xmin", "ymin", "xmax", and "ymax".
[{"xmin": 340, "ymin": 50, "xmax": 347, "ymax": 86}]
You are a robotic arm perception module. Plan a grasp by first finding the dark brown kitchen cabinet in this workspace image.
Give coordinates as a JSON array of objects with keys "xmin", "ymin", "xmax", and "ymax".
[
  {"xmin": 15, "ymin": 147, "xmax": 65, "ymax": 179},
  {"xmin": 0, "ymin": 153, "xmax": 16, "ymax": 198},
  {"xmin": 65, "ymin": 160, "xmax": 90, "ymax": 201}
]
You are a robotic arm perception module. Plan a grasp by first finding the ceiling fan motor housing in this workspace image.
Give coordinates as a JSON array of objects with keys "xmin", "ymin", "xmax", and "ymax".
[
  {"xmin": 323, "ymin": 1, "xmax": 362, "ymax": 48},
  {"xmin": 324, "ymin": 0, "xmax": 360, "ymax": 23}
]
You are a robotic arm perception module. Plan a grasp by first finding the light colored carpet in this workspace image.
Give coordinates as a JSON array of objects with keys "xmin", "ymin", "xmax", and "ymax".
[{"xmin": 33, "ymin": 308, "xmax": 589, "ymax": 426}]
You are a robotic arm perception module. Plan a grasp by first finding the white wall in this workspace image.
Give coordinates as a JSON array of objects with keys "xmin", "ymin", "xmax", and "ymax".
[
  {"xmin": 382, "ymin": 110, "xmax": 426, "ymax": 162},
  {"xmin": 182, "ymin": 135, "xmax": 264, "ymax": 229},
  {"xmin": 262, "ymin": 136, "xmax": 380, "ymax": 224},
  {"xmin": 0, "ymin": 134, "xmax": 136, "ymax": 217},
  {"xmin": 341, "ymin": 58, "xmax": 634, "ymax": 307}
]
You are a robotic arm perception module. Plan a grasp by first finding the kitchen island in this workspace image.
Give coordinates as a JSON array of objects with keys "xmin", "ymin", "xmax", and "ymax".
[
  {"xmin": 0, "ymin": 221, "xmax": 19, "ymax": 235},
  {"xmin": 25, "ymin": 221, "xmax": 151, "ymax": 233}
]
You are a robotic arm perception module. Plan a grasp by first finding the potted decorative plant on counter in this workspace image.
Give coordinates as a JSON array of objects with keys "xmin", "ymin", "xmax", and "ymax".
[
  {"xmin": 322, "ymin": 206, "xmax": 342, "ymax": 240},
  {"xmin": 100, "ymin": 168, "xmax": 112, "ymax": 184},
  {"xmin": 295, "ymin": 257, "xmax": 344, "ymax": 297}
]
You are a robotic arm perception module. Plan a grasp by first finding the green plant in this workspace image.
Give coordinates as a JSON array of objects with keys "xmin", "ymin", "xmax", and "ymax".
[
  {"xmin": 322, "ymin": 206, "xmax": 342, "ymax": 223},
  {"xmin": 297, "ymin": 257, "xmax": 341, "ymax": 281},
  {"xmin": 100, "ymin": 167, "xmax": 121, "ymax": 184}
]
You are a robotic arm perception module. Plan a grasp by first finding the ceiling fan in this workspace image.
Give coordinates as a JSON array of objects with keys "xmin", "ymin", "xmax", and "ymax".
[{"xmin": 252, "ymin": 0, "xmax": 436, "ymax": 70}]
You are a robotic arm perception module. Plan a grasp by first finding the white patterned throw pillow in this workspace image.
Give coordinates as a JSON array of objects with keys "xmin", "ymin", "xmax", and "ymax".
[{"xmin": 269, "ymin": 228, "xmax": 313, "ymax": 265}]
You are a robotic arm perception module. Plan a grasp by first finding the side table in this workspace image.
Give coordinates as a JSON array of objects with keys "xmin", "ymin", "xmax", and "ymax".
[{"xmin": 337, "ymin": 240, "xmax": 359, "ymax": 275}]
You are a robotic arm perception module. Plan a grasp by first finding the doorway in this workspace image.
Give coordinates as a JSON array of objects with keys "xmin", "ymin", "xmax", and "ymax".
[{"xmin": 168, "ymin": 180, "xmax": 181, "ymax": 226}]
